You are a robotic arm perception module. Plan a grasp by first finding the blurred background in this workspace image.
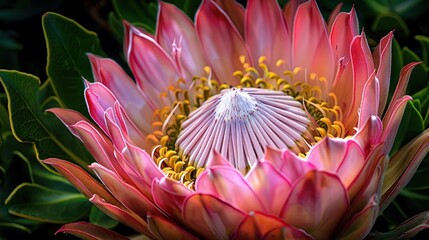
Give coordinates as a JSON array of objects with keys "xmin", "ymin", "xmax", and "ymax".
[{"xmin": 1, "ymin": 0, "xmax": 429, "ymax": 239}]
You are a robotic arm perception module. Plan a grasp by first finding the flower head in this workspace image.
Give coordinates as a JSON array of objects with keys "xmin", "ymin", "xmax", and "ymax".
[{"xmin": 44, "ymin": 0, "xmax": 429, "ymax": 239}]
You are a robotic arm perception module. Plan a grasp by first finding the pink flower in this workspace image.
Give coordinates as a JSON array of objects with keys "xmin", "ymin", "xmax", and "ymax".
[{"xmin": 44, "ymin": 0, "xmax": 429, "ymax": 239}]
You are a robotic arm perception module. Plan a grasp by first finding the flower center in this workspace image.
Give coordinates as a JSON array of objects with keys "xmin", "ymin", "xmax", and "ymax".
[{"xmin": 146, "ymin": 56, "xmax": 347, "ymax": 188}]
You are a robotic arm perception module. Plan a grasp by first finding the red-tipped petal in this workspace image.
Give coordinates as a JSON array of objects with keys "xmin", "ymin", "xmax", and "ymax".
[
  {"xmin": 56, "ymin": 221, "xmax": 128, "ymax": 240},
  {"xmin": 47, "ymin": 108, "xmax": 92, "ymax": 137},
  {"xmin": 281, "ymin": 170, "xmax": 349, "ymax": 239},
  {"xmin": 196, "ymin": 166, "xmax": 264, "ymax": 212},
  {"xmin": 388, "ymin": 62, "xmax": 421, "ymax": 110},
  {"xmin": 245, "ymin": 0, "xmax": 291, "ymax": 70},
  {"xmin": 182, "ymin": 193, "xmax": 246, "ymax": 239},
  {"xmin": 147, "ymin": 213, "xmax": 198, "ymax": 240},
  {"xmin": 196, "ymin": 0, "xmax": 250, "ymax": 85}
]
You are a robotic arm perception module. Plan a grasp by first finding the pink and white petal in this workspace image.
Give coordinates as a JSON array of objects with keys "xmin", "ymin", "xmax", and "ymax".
[
  {"xmin": 156, "ymin": 2, "xmax": 207, "ymax": 80},
  {"xmin": 245, "ymin": 0, "xmax": 291, "ymax": 70},
  {"xmin": 337, "ymin": 195, "xmax": 379, "ymax": 240},
  {"xmin": 152, "ymin": 177, "xmax": 193, "ymax": 220},
  {"xmin": 47, "ymin": 108, "xmax": 92, "ymax": 136},
  {"xmin": 245, "ymin": 161, "xmax": 292, "ymax": 215},
  {"xmin": 182, "ymin": 193, "xmax": 246, "ymax": 240},
  {"xmin": 387, "ymin": 62, "xmax": 421, "ymax": 111},
  {"xmin": 381, "ymin": 129, "xmax": 429, "ymax": 212},
  {"xmin": 147, "ymin": 213, "xmax": 198, "ymax": 240},
  {"xmin": 196, "ymin": 0, "xmax": 250, "ymax": 86},
  {"xmin": 334, "ymin": 140, "xmax": 367, "ymax": 189},
  {"xmin": 124, "ymin": 22, "xmax": 180, "ymax": 106},
  {"xmin": 87, "ymin": 53, "xmax": 155, "ymax": 130},
  {"xmin": 90, "ymin": 194, "xmax": 153, "ymax": 237},
  {"xmin": 89, "ymin": 163, "xmax": 163, "ymax": 219},
  {"xmin": 263, "ymin": 147, "xmax": 315, "ymax": 183},
  {"xmin": 293, "ymin": 0, "xmax": 335, "ymax": 88},
  {"xmin": 212, "ymin": 0, "xmax": 245, "ymax": 36},
  {"xmin": 358, "ymin": 71, "xmax": 379, "ymax": 128},
  {"xmin": 381, "ymin": 95, "xmax": 412, "ymax": 155},
  {"xmin": 373, "ymin": 32, "xmax": 393, "ymax": 115},
  {"xmin": 42, "ymin": 158, "xmax": 120, "ymax": 206},
  {"xmin": 56, "ymin": 221, "xmax": 128, "ymax": 240},
  {"xmin": 84, "ymin": 81, "xmax": 117, "ymax": 133},
  {"xmin": 196, "ymin": 166, "xmax": 264, "ymax": 212},
  {"xmin": 327, "ymin": 3, "xmax": 344, "ymax": 32},
  {"xmin": 231, "ymin": 211, "xmax": 312, "ymax": 240},
  {"xmin": 368, "ymin": 211, "xmax": 429, "ymax": 239},
  {"xmin": 306, "ymin": 137, "xmax": 351, "ymax": 172},
  {"xmin": 113, "ymin": 102, "xmax": 148, "ymax": 149},
  {"xmin": 329, "ymin": 7, "xmax": 359, "ymax": 63},
  {"xmin": 283, "ymin": 0, "xmax": 300, "ymax": 35},
  {"xmin": 281, "ymin": 170, "xmax": 349, "ymax": 240},
  {"xmin": 354, "ymin": 115, "xmax": 383, "ymax": 152}
]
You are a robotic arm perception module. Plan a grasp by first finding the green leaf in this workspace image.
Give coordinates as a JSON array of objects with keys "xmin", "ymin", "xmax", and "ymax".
[
  {"xmin": 43, "ymin": 12, "xmax": 106, "ymax": 117},
  {"xmin": 371, "ymin": 12, "xmax": 409, "ymax": 37},
  {"xmin": 5, "ymin": 183, "xmax": 91, "ymax": 223},
  {"xmin": 416, "ymin": 35, "xmax": 429, "ymax": 65},
  {"xmin": 0, "ymin": 70, "xmax": 93, "ymax": 168},
  {"xmin": 402, "ymin": 47, "xmax": 427, "ymax": 94},
  {"xmin": 111, "ymin": 0, "xmax": 158, "ymax": 33},
  {"xmin": 89, "ymin": 205, "xmax": 118, "ymax": 229}
]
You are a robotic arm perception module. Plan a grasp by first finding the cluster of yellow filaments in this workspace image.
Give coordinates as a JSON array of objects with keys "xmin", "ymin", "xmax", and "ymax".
[{"xmin": 146, "ymin": 56, "xmax": 346, "ymax": 188}]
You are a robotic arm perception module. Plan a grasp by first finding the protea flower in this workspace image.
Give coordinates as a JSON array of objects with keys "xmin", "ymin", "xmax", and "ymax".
[{"xmin": 43, "ymin": 0, "xmax": 429, "ymax": 239}]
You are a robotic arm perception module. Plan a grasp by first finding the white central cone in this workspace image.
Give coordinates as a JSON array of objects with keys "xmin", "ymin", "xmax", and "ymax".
[{"xmin": 176, "ymin": 87, "xmax": 313, "ymax": 172}]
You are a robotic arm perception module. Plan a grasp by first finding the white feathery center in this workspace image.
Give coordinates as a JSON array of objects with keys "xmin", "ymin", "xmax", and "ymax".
[{"xmin": 215, "ymin": 88, "xmax": 257, "ymax": 121}]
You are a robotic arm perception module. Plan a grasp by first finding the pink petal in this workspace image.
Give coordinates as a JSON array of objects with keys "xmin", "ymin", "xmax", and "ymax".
[
  {"xmin": 56, "ymin": 221, "xmax": 128, "ymax": 240},
  {"xmin": 195, "ymin": 0, "xmax": 250, "ymax": 86},
  {"xmin": 147, "ymin": 213, "xmax": 198, "ymax": 240},
  {"xmin": 42, "ymin": 158, "xmax": 120, "ymax": 206},
  {"xmin": 245, "ymin": 161, "xmax": 292, "ymax": 215},
  {"xmin": 196, "ymin": 166, "xmax": 264, "ymax": 212},
  {"xmin": 112, "ymin": 102, "xmax": 148, "ymax": 148},
  {"xmin": 90, "ymin": 194, "xmax": 152, "ymax": 237},
  {"xmin": 281, "ymin": 170, "xmax": 349, "ymax": 239},
  {"xmin": 156, "ymin": 2, "xmax": 207, "ymax": 80},
  {"xmin": 84, "ymin": 81, "xmax": 117, "ymax": 134},
  {"xmin": 338, "ymin": 195, "xmax": 379, "ymax": 239},
  {"xmin": 47, "ymin": 108, "xmax": 91, "ymax": 137},
  {"xmin": 293, "ymin": 0, "xmax": 335, "ymax": 88},
  {"xmin": 89, "ymin": 163, "xmax": 163, "ymax": 220},
  {"xmin": 373, "ymin": 32, "xmax": 393, "ymax": 115},
  {"xmin": 354, "ymin": 115, "xmax": 383, "ymax": 152},
  {"xmin": 124, "ymin": 21, "xmax": 180, "ymax": 107},
  {"xmin": 182, "ymin": 193, "xmax": 246, "ymax": 239},
  {"xmin": 387, "ymin": 62, "xmax": 421, "ymax": 110},
  {"xmin": 152, "ymin": 177, "xmax": 193, "ymax": 221},
  {"xmin": 283, "ymin": 0, "xmax": 300, "ymax": 34},
  {"xmin": 381, "ymin": 129, "xmax": 429, "ymax": 212},
  {"xmin": 381, "ymin": 95, "xmax": 412, "ymax": 154},
  {"xmin": 212, "ymin": 0, "xmax": 245, "ymax": 36},
  {"xmin": 245, "ymin": 0, "xmax": 291, "ymax": 70},
  {"xmin": 263, "ymin": 147, "xmax": 315, "ymax": 184},
  {"xmin": 231, "ymin": 211, "xmax": 312, "ymax": 240},
  {"xmin": 329, "ymin": 7, "xmax": 359, "ymax": 64},
  {"xmin": 340, "ymin": 32, "xmax": 374, "ymax": 129},
  {"xmin": 87, "ymin": 53, "xmax": 155, "ymax": 130},
  {"xmin": 205, "ymin": 150, "xmax": 234, "ymax": 168},
  {"xmin": 358, "ymin": 71, "xmax": 379, "ymax": 128}
]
